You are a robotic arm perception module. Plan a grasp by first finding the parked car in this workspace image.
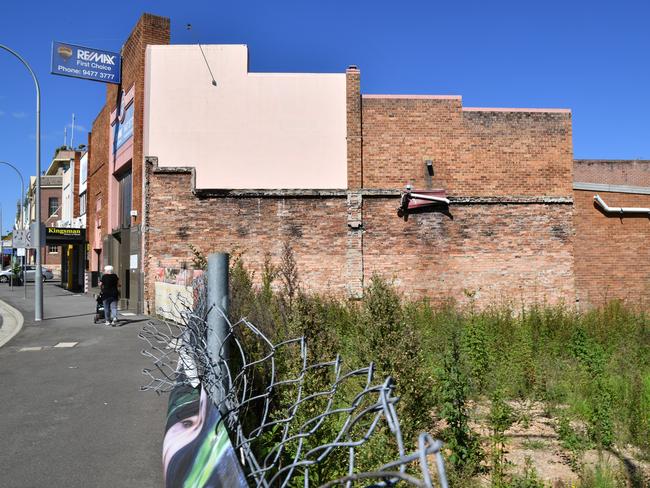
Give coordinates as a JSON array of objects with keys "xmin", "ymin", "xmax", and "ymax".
[
  {"xmin": 0, "ymin": 266, "xmax": 15, "ymax": 283},
  {"xmin": 21, "ymin": 265, "xmax": 54, "ymax": 282}
]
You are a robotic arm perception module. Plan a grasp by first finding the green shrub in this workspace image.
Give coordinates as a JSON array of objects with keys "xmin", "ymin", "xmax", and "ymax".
[{"xmin": 221, "ymin": 253, "xmax": 650, "ymax": 482}]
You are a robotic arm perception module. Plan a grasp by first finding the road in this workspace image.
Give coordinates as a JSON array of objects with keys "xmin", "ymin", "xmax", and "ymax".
[{"xmin": 0, "ymin": 282, "xmax": 166, "ymax": 487}]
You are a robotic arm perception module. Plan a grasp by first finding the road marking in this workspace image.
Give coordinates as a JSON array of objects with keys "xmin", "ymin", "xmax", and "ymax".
[
  {"xmin": 54, "ymin": 342, "xmax": 78, "ymax": 348},
  {"xmin": 120, "ymin": 312, "xmax": 136, "ymax": 316},
  {"xmin": 19, "ymin": 346, "xmax": 43, "ymax": 351}
]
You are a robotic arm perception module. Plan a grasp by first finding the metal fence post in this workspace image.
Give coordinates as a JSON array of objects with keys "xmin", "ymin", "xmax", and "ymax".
[{"xmin": 206, "ymin": 253, "xmax": 229, "ymax": 405}]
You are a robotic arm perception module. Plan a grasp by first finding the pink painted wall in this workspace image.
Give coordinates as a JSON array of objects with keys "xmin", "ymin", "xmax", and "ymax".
[{"xmin": 144, "ymin": 45, "xmax": 347, "ymax": 189}]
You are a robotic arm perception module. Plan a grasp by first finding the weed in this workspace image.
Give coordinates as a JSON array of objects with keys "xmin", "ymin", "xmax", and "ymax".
[
  {"xmin": 438, "ymin": 331, "xmax": 484, "ymax": 482},
  {"xmin": 489, "ymin": 390, "xmax": 515, "ymax": 487},
  {"xmin": 521, "ymin": 439, "xmax": 547, "ymax": 450},
  {"xmin": 509, "ymin": 456, "xmax": 546, "ymax": 488}
]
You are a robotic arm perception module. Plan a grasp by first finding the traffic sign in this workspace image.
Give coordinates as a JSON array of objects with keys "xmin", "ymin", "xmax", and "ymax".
[{"xmin": 12, "ymin": 229, "xmax": 31, "ymax": 248}]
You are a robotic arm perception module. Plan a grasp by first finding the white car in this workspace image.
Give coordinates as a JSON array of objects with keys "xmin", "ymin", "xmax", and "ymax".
[
  {"xmin": 0, "ymin": 266, "xmax": 15, "ymax": 283},
  {"xmin": 22, "ymin": 265, "xmax": 54, "ymax": 282}
]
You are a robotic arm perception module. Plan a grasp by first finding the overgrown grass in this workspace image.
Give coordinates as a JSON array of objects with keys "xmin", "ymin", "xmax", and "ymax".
[{"xmin": 224, "ymin": 249, "xmax": 649, "ymax": 486}]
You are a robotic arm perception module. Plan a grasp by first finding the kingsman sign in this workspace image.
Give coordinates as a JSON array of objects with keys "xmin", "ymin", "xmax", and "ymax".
[{"xmin": 50, "ymin": 41, "xmax": 121, "ymax": 84}]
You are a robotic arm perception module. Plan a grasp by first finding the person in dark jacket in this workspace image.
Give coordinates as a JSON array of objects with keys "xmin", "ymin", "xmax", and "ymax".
[{"xmin": 100, "ymin": 265, "xmax": 120, "ymax": 326}]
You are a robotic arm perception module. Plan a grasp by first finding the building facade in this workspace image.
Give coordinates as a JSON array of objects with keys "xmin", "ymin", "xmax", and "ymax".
[
  {"xmin": 85, "ymin": 13, "xmax": 649, "ymax": 316},
  {"xmin": 57, "ymin": 150, "xmax": 87, "ymax": 291},
  {"xmin": 573, "ymin": 160, "xmax": 650, "ymax": 308},
  {"xmin": 87, "ymin": 14, "xmax": 170, "ymax": 311}
]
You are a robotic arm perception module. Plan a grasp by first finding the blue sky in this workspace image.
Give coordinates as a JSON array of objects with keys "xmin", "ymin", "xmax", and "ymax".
[{"xmin": 1, "ymin": 0, "xmax": 649, "ymax": 234}]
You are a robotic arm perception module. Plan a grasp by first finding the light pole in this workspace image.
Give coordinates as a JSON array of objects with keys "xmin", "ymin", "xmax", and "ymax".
[
  {"xmin": 0, "ymin": 162, "xmax": 25, "ymax": 231},
  {"xmin": 0, "ymin": 45, "xmax": 43, "ymax": 320},
  {"xmin": 0, "ymin": 161, "xmax": 26, "ymax": 299}
]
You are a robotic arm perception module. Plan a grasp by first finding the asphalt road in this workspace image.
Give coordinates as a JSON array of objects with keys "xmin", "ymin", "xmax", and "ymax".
[{"xmin": 0, "ymin": 282, "xmax": 167, "ymax": 487}]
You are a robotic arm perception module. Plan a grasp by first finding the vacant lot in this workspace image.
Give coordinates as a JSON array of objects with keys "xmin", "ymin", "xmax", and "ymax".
[{"xmin": 227, "ymin": 250, "xmax": 649, "ymax": 487}]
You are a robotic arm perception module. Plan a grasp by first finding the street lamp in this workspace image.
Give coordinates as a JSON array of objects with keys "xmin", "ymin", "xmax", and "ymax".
[
  {"xmin": 0, "ymin": 44, "xmax": 43, "ymax": 321},
  {"xmin": 0, "ymin": 161, "xmax": 26, "ymax": 299},
  {"xmin": 0, "ymin": 161, "xmax": 25, "ymax": 230}
]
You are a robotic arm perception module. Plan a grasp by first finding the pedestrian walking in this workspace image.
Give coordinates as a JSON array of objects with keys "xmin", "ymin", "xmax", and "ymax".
[{"xmin": 100, "ymin": 265, "xmax": 120, "ymax": 326}]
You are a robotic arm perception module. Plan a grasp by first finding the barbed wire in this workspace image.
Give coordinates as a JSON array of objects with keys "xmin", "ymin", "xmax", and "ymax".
[{"xmin": 140, "ymin": 275, "xmax": 448, "ymax": 487}]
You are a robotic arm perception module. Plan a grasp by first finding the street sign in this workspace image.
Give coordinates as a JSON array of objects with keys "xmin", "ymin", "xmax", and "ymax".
[
  {"xmin": 50, "ymin": 41, "xmax": 121, "ymax": 84},
  {"xmin": 12, "ymin": 229, "xmax": 31, "ymax": 248}
]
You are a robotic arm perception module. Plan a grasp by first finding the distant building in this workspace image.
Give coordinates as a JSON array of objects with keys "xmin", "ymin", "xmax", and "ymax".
[
  {"xmin": 56, "ymin": 149, "xmax": 87, "ymax": 291},
  {"xmin": 26, "ymin": 147, "xmax": 83, "ymax": 283}
]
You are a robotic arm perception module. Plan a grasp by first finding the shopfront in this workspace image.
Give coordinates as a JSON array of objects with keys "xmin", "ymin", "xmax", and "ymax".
[{"xmin": 45, "ymin": 227, "xmax": 86, "ymax": 291}]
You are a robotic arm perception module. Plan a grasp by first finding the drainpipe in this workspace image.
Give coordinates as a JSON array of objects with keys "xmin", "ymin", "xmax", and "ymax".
[{"xmin": 593, "ymin": 194, "xmax": 650, "ymax": 215}]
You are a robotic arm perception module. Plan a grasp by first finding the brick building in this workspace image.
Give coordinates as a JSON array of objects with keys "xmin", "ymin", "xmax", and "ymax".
[
  {"xmin": 26, "ymin": 148, "xmax": 82, "ymax": 275},
  {"xmin": 85, "ymin": 13, "xmax": 649, "ymax": 315},
  {"xmin": 573, "ymin": 160, "xmax": 650, "ymax": 308},
  {"xmin": 87, "ymin": 14, "xmax": 170, "ymax": 311}
]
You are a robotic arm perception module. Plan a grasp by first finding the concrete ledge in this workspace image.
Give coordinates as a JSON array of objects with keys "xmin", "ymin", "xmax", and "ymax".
[{"xmin": 0, "ymin": 299, "xmax": 25, "ymax": 348}]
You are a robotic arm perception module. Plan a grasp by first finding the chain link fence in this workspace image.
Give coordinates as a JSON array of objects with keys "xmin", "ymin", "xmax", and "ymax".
[{"xmin": 140, "ymin": 273, "xmax": 448, "ymax": 487}]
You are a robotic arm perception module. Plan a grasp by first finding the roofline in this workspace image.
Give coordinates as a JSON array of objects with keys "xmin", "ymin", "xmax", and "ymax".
[
  {"xmin": 463, "ymin": 107, "xmax": 571, "ymax": 113},
  {"xmin": 362, "ymin": 94, "xmax": 462, "ymax": 100}
]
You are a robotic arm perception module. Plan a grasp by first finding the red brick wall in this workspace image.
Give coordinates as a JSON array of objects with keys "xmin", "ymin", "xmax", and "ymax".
[
  {"xmin": 144, "ymin": 167, "xmax": 349, "ymax": 311},
  {"xmin": 361, "ymin": 97, "xmax": 573, "ymax": 197},
  {"xmin": 363, "ymin": 199, "xmax": 575, "ymax": 306},
  {"xmin": 112, "ymin": 13, "xmax": 169, "ymax": 222},
  {"xmin": 87, "ymin": 105, "xmax": 109, "ymax": 265},
  {"xmin": 87, "ymin": 13, "xmax": 169, "ymax": 276},
  {"xmin": 575, "ymin": 160, "xmax": 650, "ymax": 187},
  {"xmin": 574, "ymin": 190, "xmax": 650, "ymax": 308},
  {"xmin": 144, "ymin": 166, "xmax": 577, "ymax": 310},
  {"xmin": 346, "ymin": 67, "xmax": 362, "ymax": 189}
]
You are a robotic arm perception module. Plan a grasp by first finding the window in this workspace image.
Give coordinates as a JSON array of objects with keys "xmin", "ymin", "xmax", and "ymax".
[
  {"xmin": 48, "ymin": 245, "xmax": 58, "ymax": 254},
  {"xmin": 48, "ymin": 197, "xmax": 59, "ymax": 217},
  {"xmin": 118, "ymin": 169, "xmax": 132, "ymax": 228},
  {"xmin": 80, "ymin": 192, "xmax": 87, "ymax": 216}
]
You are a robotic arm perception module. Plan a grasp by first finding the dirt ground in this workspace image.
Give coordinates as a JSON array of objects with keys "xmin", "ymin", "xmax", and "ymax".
[{"xmin": 436, "ymin": 400, "xmax": 650, "ymax": 487}]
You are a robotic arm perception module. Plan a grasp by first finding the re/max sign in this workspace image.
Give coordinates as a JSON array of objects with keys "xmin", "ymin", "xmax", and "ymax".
[
  {"xmin": 77, "ymin": 50, "xmax": 116, "ymax": 65},
  {"xmin": 50, "ymin": 41, "xmax": 121, "ymax": 85}
]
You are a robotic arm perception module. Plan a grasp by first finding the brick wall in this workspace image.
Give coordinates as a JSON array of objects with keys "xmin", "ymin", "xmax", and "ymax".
[
  {"xmin": 115, "ymin": 13, "xmax": 169, "ymax": 223},
  {"xmin": 574, "ymin": 190, "xmax": 650, "ymax": 308},
  {"xmin": 575, "ymin": 159, "xmax": 650, "ymax": 187},
  {"xmin": 361, "ymin": 97, "xmax": 573, "ymax": 197},
  {"xmin": 86, "ymin": 13, "xmax": 169, "ymax": 279},
  {"xmin": 363, "ymin": 199, "xmax": 575, "ymax": 306},
  {"xmin": 144, "ymin": 165, "xmax": 349, "ymax": 312},
  {"xmin": 104, "ymin": 13, "xmax": 169, "ymax": 222},
  {"xmin": 346, "ymin": 67, "xmax": 362, "ymax": 189},
  {"xmin": 142, "ymin": 65, "xmax": 577, "ymax": 311},
  {"xmin": 87, "ymin": 105, "xmax": 109, "ymax": 270},
  {"xmin": 144, "ymin": 165, "xmax": 577, "ymax": 310}
]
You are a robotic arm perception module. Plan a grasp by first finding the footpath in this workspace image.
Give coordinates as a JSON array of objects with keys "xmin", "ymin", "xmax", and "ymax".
[{"xmin": 0, "ymin": 282, "xmax": 166, "ymax": 488}]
